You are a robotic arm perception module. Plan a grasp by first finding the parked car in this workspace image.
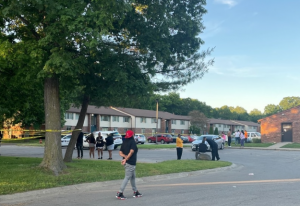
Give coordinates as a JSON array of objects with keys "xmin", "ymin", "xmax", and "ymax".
[
  {"xmin": 187, "ymin": 135, "xmax": 196, "ymax": 143},
  {"xmin": 61, "ymin": 134, "xmax": 72, "ymax": 147},
  {"xmin": 147, "ymin": 134, "xmax": 173, "ymax": 144},
  {"xmin": 247, "ymin": 132, "xmax": 261, "ymax": 143},
  {"xmin": 134, "ymin": 134, "xmax": 146, "ymax": 144},
  {"xmin": 191, "ymin": 135, "xmax": 224, "ymax": 151},
  {"xmin": 85, "ymin": 131, "xmax": 123, "ymax": 150},
  {"xmin": 181, "ymin": 136, "xmax": 189, "ymax": 143}
]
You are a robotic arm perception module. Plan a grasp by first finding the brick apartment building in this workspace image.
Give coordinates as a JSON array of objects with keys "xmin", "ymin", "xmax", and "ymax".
[{"xmin": 258, "ymin": 106, "xmax": 300, "ymax": 143}]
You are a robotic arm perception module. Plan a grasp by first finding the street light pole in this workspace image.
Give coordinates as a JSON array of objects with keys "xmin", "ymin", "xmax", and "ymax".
[{"xmin": 156, "ymin": 99, "xmax": 159, "ymax": 144}]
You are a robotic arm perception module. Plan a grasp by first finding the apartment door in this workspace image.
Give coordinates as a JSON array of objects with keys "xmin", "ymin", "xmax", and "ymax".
[
  {"xmin": 91, "ymin": 115, "xmax": 97, "ymax": 133},
  {"xmin": 281, "ymin": 123, "xmax": 292, "ymax": 142},
  {"xmin": 165, "ymin": 120, "xmax": 169, "ymax": 133}
]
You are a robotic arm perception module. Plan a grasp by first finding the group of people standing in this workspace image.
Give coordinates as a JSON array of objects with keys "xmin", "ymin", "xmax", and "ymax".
[
  {"xmin": 226, "ymin": 129, "xmax": 248, "ymax": 148},
  {"xmin": 75, "ymin": 132, "xmax": 114, "ymax": 160}
]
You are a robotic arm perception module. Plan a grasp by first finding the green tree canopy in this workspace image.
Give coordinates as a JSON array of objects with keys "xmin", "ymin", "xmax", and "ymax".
[{"xmin": 279, "ymin": 96, "xmax": 300, "ymax": 110}]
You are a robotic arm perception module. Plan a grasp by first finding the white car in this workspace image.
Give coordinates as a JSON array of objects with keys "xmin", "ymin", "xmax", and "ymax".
[
  {"xmin": 247, "ymin": 132, "xmax": 261, "ymax": 143},
  {"xmin": 61, "ymin": 134, "xmax": 72, "ymax": 147},
  {"xmin": 134, "ymin": 134, "xmax": 146, "ymax": 144},
  {"xmin": 84, "ymin": 131, "xmax": 123, "ymax": 150}
]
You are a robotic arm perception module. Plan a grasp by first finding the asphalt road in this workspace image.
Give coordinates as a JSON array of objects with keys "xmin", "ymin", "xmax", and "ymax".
[{"xmin": 1, "ymin": 145, "xmax": 300, "ymax": 206}]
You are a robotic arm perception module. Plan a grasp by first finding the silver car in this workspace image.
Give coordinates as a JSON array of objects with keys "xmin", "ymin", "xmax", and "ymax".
[
  {"xmin": 191, "ymin": 135, "xmax": 224, "ymax": 151},
  {"xmin": 134, "ymin": 134, "xmax": 146, "ymax": 144}
]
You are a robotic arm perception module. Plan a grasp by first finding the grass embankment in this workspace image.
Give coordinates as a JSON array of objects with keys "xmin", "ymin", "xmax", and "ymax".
[
  {"xmin": 1, "ymin": 138, "xmax": 45, "ymax": 147},
  {"xmin": 281, "ymin": 143, "xmax": 300, "ymax": 148},
  {"xmin": 228, "ymin": 143, "xmax": 274, "ymax": 147},
  {"xmin": 137, "ymin": 144, "xmax": 191, "ymax": 149},
  {"xmin": 0, "ymin": 156, "xmax": 231, "ymax": 195}
]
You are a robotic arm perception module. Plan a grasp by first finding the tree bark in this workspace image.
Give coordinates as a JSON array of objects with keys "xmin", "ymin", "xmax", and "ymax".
[
  {"xmin": 40, "ymin": 77, "xmax": 66, "ymax": 175},
  {"xmin": 63, "ymin": 95, "xmax": 90, "ymax": 162}
]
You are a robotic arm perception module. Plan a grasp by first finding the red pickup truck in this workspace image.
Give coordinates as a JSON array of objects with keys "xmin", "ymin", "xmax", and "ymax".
[{"xmin": 147, "ymin": 134, "xmax": 173, "ymax": 144}]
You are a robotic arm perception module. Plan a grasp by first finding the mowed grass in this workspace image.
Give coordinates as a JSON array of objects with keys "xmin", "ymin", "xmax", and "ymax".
[
  {"xmin": 1, "ymin": 138, "xmax": 45, "ymax": 147},
  {"xmin": 228, "ymin": 143, "xmax": 274, "ymax": 147},
  {"xmin": 0, "ymin": 156, "xmax": 231, "ymax": 195},
  {"xmin": 281, "ymin": 143, "xmax": 300, "ymax": 148},
  {"xmin": 137, "ymin": 144, "xmax": 191, "ymax": 149}
]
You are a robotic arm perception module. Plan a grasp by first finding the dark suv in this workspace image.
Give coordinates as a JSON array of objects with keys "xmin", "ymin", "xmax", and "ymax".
[{"xmin": 147, "ymin": 134, "xmax": 173, "ymax": 144}]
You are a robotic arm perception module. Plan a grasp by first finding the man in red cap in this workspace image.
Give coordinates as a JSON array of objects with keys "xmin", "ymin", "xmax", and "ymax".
[{"xmin": 116, "ymin": 130, "xmax": 142, "ymax": 200}]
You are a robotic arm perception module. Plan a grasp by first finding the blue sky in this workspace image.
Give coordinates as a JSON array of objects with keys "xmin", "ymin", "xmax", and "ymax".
[{"xmin": 179, "ymin": 0, "xmax": 300, "ymax": 113}]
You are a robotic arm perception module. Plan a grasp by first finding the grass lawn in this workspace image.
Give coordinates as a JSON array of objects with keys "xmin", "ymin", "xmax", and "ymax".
[
  {"xmin": 0, "ymin": 156, "xmax": 231, "ymax": 195},
  {"xmin": 281, "ymin": 143, "xmax": 300, "ymax": 148},
  {"xmin": 228, "ymin": 143, "xmax": 274, "ymax": 147},
  {"xmin": 1, "ymin": 138, "xmax": 45, "ymax": 147},
  {"xmin": 137, "ymin": 144, "xmax": 191, "ymax": 149}
]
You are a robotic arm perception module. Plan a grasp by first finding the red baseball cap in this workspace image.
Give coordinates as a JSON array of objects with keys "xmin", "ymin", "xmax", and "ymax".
[{"xmin": 125, "ymin": 130, "xmax": 134, "ymax": 138}]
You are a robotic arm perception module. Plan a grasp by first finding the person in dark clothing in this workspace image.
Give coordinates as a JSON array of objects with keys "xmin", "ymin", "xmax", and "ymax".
[
  {"xmin": 116, "ymin": 130, "xmax": 142, "ymax": 200},
  {"xmin": 76, "ymin": 132, "xmax": 84, "ymax": 159},
  {"xmin": 105, "ymin": 133, "xmax": 114, "ymax": 160},
  {"xmin": 203, "ymin": 137, "xmax": 220, "ymax": 161},
  {"xmin": 96, "ymin": 132, "xmax": 104, "ymax": 159}
]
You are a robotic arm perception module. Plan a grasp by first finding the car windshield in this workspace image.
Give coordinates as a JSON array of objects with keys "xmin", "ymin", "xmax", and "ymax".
[
  {"xmin": 165, "ymin": 134, "xmax": 172, "ymax": 137},
  {"xmin": 195, "ymin": 136, "xmax": 204, "ymax": 141},
  {"xmin": 112, "ymin": 132, "xmax": 121, "ymax": 137},
  {"xmin": 195, "ymin": 135, "xmax": 214, "ymax": 141},
  {"xmin": 139, "ymin": 135, "xmax": 145, "ymax": 138},
  {"xmin": 256, "ymin": 132, "xmax": 261, "ymax": 137}
]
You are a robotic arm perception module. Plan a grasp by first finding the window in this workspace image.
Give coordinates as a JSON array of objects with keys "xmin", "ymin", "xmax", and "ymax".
[
  {"xmin": 102, "ymin": 127, "xmax": 108, "ymax": 131},
  {"xmin": 123, "ymin": 117, "xmax": 129, "ymax": 122},
  {"xmin": 112, "ymin": 116, "xmax": 119, "ymax": 122},
  {"xmin": 65, "ymin": 113, "xmax": 73, "ymax": 120},
  {"xmin": 141, "ymin": 128, "xmax": 145, "ymax": 134},
  {"xmin": 181, "ymin": 130, "xmax": 185, "ymax": 134},
  {"xmin": 152, "ymin": 128, "xmax": 156, "ymax": 135},
  {"xmin": 124, "ymin": 128, "xmax": 128, "ymax": 132},
  {"xmin": 180, "ymin": 120, "xmax": 185, "ymax": 125},
  {"xmin": 101, "ymin": 116, "xmax": 109, "ymax": 121},
  {"xmin": 66, "ymin": 126, "xmax": 72, "ymax": 130},
  {"xmin": 113, "ymin": 127, "xmax": 118, "ymax": 131},
  {"xmin": 75, "ymin": 114, "xmax": 79, "ymax": 120},
  {"xmin": 151, "ymin": 118, "xmax": 156, "ymax": 123},
  {"xmin": 171, "ymin": 129, "xmax": 175, "ymax": 134},
  {"xmin": 171, "ymin": 120, "xmax": 176, "ymax": 125},
  {"xmin": 140, "ymin": 117, "xmax": 146, "ymax": 123}
]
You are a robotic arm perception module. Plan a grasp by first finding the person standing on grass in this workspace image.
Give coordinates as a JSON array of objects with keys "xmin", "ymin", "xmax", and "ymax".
[
  {"xmin": 116, "ymin": 130, "xmax": 142, "ymax": 200},
  {"xmin": 244, "ymin": 130, "xmax": 248, "ymax": 143},
  {"xmin": 76, "ymin": 131, "xmax": 84, "ymax": 159},
  {"xmin": 227, "ymin": 129, "xmax": 232, "ymax": 147},
  {"xmin": 96, "ymin": 132, "xmax": 104, "ymax": 159},
  {"xmin": 106, "ymin": 133, "xmax": 114, "ymax": 160},
  {"xmin": 240, "ymin": 130, "xmax": 245, "ymax": 148},
  {"xmin": 176, "ymin": 134, "xmax": 184, "ymax": 160},
  {"xmin": 88, "ymin": 133, "xmax": 96, "ymax": 158},
  {"xmin": 203, "ymin": 137, "xmax": 220, "ymax": 161},
  {"xmin": 235, "ymin": 130, "xmax": 240, "ymax": 145}
]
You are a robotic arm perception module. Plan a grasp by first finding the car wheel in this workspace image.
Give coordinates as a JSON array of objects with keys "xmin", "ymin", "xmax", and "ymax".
[
  {"xmin": 141, "ymin": 142, "xmax": 144, "ymax": 144},
  {"xmin": 167, "ymin": 142, "xmax": 170, "ymax": 144},
  {"xmin": 161, "ymin": 140, "xmax": 165, "ymax": 144},
  {"xmin": 148, "ymin": 139, "xmax": 152, "ymax": 143},
  {"xmin": 220, "ymin": 143, "xmax": 224, "ymax": 150}
]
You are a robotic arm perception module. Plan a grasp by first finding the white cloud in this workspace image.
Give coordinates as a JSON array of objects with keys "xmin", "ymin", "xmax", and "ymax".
[
  {"xmin": 201, "ymin": 21, "xmax": 225, "ymax": 39},
  {"xmin": 214, "ymin": 0, "xmax": 238, "ymax": 8}
]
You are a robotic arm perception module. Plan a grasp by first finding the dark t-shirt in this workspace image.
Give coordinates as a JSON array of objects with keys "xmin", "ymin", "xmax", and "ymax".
[
  {"xmin": 106, "ymin": 136, "xmax": 114, "ymax": 146},
  {"xmin": 96, "ymin": 136, "xmax": 104, "ymax": 147},
  {"xmin": 206, "ymin": 138, "xmax": 218, "ymax": 149},
  {"xmin": 120, "ymin": 137, "xmax": 138, "ymax": 165},
  {"xmin": 76, "ymin": 132, "xmax": 83, "ymax": 145}
]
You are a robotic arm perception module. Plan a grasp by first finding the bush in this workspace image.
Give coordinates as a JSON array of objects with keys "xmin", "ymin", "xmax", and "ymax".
[
  {"xmin": 252, "ymin": 138, "xmax": 261, "ymax": 143},
  {"xmin": 214, "ymin": 127, "xmax": 219, "ymax": 135},
  {"xmin": 209, "ymin": 127, "xmax": 213, "ymax": 134}
]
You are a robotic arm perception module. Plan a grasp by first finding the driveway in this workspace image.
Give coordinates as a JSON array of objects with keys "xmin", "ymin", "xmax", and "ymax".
[{"xmin": 1, "ymin": 145, "xmax": 300, "ymax": 206}]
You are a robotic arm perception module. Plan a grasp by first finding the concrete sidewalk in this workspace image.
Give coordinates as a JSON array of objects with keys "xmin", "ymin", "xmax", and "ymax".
[{"xmin": 229, "ymin": 142, "xmax": 299, "ymax": 151}]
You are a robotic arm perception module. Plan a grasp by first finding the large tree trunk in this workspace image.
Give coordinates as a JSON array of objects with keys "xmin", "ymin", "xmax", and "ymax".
[
  {"xmin": 40, "ymin": 77, "xmax": 66, "ymax": 175},
  {"xmin": 63, "ymin": 95, "xmax": 90, "ymax": 162}
]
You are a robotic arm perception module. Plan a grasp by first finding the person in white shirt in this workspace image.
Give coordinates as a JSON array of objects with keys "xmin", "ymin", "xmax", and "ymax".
[
  {"xmin": 235, "ymin": 130, "xmax": 240, "ymax": 145},
  {"xmin": 240, "ymin": 130, "xmax": 245, "ymax": 148}
]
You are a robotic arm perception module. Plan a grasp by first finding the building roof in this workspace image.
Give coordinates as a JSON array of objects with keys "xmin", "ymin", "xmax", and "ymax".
[
  {"xmin": 258, "ymin": 105, "xmax": 300, "ymax": 122},
  {"xmin": 67, "ymin": 106, "xmax": 130, "ymax": 116},
  {"xmin": 114, "ymin": 107, "xmax": 191, "ymax": 120},
  {"xmin": 208, "ymin": 118, "xmax": 259, "ymax": 126}
]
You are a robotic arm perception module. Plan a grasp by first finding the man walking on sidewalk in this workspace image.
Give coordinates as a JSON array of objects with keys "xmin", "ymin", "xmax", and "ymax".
[
  {"xmin": 227, "ymin": 129, "xmax": 232, "ymax": 147},
  {"xmin": 116, "ymin": 130, "xmax": 142, "ymax": 200}
]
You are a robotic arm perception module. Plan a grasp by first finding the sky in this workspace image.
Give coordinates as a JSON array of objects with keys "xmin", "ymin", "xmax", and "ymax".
[{"xmin": 178, "ymin": 0, "xmax": 300, "ymax": 113}]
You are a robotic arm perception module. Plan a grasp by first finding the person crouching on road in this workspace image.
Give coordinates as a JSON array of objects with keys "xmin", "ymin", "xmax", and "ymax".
[
  {"xmin": 176, "ymin": 134, "xmax": 183, "ymax": 160},
  {"xmin": 203, "ymin": 137, "xmax": 220, "ymax": 161},
  {"xmin": 116, "ymin": 130, "xmax": 142, "ymax": 200}
]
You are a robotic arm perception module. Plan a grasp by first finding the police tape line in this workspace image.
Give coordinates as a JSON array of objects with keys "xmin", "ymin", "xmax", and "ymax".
[{"xmin": 0, "ymin": 129, "xmax": 82, "ymax": 132}]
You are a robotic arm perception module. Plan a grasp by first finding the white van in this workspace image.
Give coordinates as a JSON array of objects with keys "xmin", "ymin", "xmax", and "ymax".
[
  {"xmin": 247, "ymin": 132, "xmax": 261, "ymax": 143},
  {"xmin": 84, "ymin": 131, "xmax": 123, "ymax": 150}
]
